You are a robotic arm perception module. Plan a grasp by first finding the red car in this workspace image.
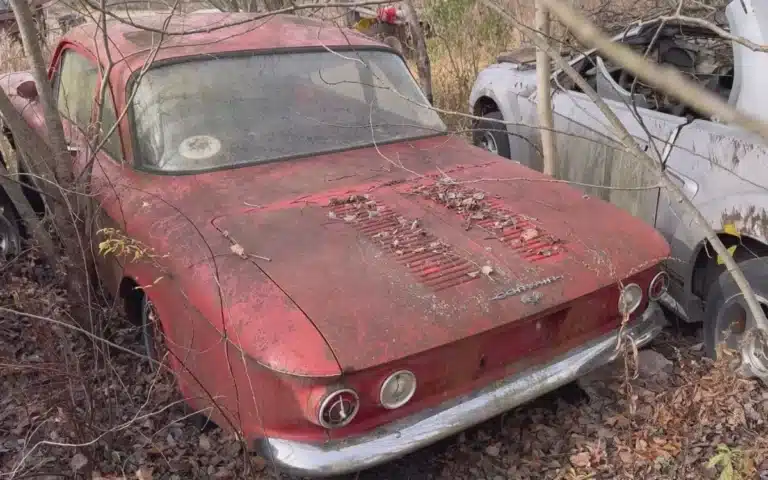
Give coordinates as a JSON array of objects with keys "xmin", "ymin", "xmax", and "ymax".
[{"xmin": 0, "ymin": 12, "xmax": 670, "ymax": 477}]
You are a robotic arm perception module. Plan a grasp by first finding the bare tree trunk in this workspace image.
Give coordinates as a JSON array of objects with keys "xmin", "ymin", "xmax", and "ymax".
[
  {"xmin": 5, "ymin": 0, "xmax": 95, "ymax": 328},
  {"xmin": 535, "ymin": 1, "xmax": 556, "ymax": 176},
  {"xmin": 402, "ymin": 0, "xmax": 433, "ymax": 104}
]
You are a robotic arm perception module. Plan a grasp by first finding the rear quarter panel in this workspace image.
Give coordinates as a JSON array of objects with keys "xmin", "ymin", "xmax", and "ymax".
[
  {"xmin": 658, "ymin": 119, "xmax": 768, "ymax": 317},
  {"xmin": 470, "ymin": 63, "xmax": 540, "ymax": 169},
  {"xmin": 0, "ymin": 71, "xmax": 47, "ymax": 136}
]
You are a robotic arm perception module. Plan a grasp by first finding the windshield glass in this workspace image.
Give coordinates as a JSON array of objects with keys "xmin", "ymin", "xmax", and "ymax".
[{"xmin": 130, "ymin": 49, "xmax": 446, "ymax": 172}]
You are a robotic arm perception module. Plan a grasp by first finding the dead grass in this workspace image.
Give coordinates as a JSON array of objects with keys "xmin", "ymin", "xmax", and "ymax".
[
  {"xmin": 0, "ymin": 34, "xmax": 28, "ymax": 75},
  {"xmin": 419, "ymin": 0, "xmax": 688, "ymax": 134},
  {"xmin": 0, "ymin": 15, "xmax": 63, "ymax": 77}
]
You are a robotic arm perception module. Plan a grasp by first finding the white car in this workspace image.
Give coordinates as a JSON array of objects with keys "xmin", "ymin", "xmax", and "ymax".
[{"xmin": 469, "ymin": 0, "xmax": 768, "ymax": 367}]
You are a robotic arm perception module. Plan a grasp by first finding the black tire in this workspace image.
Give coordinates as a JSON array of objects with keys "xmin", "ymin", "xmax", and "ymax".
[
  {"xmin": 703, "ymin": 257, "xmax": 768, "ymax": 362},
  {"xmin": 473, "ymin": 110, "xmax": 511, "ymax": 159},
  {"xmin": 0, "ymin": 190, "xmax": 21, "ymax": 259}
]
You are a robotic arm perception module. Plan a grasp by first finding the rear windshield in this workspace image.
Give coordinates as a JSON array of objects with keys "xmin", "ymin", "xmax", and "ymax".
[{"xmin": 130, "ymin": 49, "xmax": 446, "ymax": 172}]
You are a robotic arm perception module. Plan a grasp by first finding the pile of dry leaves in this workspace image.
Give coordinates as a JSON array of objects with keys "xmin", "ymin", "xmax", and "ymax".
[
  {"xmin": 0, "ymin": 251, "xmax": 263, "ymax": 479},
  {"xmin": 2, "ymin": 249, "xmax": 768, "ymax": 480}
]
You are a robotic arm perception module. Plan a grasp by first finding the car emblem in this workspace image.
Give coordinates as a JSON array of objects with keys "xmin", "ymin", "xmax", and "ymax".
[{"xmin": 492, "ymin": 275, "xmax": 563, "ymax": 301}]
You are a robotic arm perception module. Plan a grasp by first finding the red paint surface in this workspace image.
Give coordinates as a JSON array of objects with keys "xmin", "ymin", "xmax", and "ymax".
[{"xmin": 1, "ymin": 14, "xmax": 671, "ymax": 443}]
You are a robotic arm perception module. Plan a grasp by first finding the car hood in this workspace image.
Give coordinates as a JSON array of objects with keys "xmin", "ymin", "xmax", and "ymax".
[{"xmin": 209, "ymin": 145, "xmax": 669, "ymax": 372}]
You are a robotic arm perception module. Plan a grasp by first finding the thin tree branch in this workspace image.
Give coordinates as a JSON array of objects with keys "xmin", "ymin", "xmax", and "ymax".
[{"xmin": 481, "ymin": 0, "xmax": 768, "ymax": 359}]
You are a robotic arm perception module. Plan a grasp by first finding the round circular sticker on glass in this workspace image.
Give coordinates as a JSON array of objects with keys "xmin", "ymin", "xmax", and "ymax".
[{"xmin": 178, "ymin": 135, "xmax": 222, "ymax": 160}]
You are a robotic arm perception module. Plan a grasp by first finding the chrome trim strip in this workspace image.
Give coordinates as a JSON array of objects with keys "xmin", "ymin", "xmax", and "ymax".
[{"xmin": 255, "ymin": 302, "xmax": 667, "ymax": 477}]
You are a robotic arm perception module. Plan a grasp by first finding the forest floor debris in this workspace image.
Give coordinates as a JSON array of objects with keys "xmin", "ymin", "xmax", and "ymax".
[{"xmin": 2, "ymin": 250, "xmax": 768, "ymax": 479}]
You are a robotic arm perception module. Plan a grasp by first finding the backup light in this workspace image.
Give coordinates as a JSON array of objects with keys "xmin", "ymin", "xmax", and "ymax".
[
  {"xmin": 618, "ymin": 283, "xmax": 643, "ymax": 315},
  {"xmin": 380, "ymin": 370, "xmax": 417, "ymax": 410}
]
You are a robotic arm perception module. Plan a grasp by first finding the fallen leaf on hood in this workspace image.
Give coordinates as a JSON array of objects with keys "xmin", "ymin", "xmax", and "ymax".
[
  {"xmin": 521, "ymin": 228, "xmax": 539, "ymax": 242},
  {"xmin": 230, "ymin": 243, "xmax": 246, "ymax": 258}
]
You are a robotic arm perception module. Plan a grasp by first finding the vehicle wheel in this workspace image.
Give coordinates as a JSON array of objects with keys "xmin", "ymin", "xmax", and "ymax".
[
  {"xmin": 473, "ymin": 110, "xmax": 511, "ymax": 159},
  {"xmin": 140, "ymin": 294, "xmax": 217, "ymax": 432},
  {"xmin": 703, "ymin": 257, "xmax": 768, "ymax": 377},
  {"xmin": 0, "ymin": 193, "xmax": 21, "ymax": 259}
]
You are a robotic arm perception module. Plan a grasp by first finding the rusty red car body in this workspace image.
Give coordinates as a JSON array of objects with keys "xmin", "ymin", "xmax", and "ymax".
[{"xmin": 0, "ymin": 12, "xmax": 670, "ymax": 477}]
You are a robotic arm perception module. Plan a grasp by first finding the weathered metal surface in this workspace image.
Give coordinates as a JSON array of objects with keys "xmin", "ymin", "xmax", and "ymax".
[
  {"xmin": 328, "ymin": 197, "xmax": 481, "ymax": 291},
  {"xmin": 548, "ymin": 92, "xmax": 679, "ymax": 225},
  {"xmin": 256, "ymin": 302, "xmax": 666, "ymax": 477},
  {"xmin": 207, "ymin": 138, "xmax": 668, "ymax": 373},
  {"xmin": 469, "ymin": 0, "xmax": 768, "ymax": 323},
  {"xmin": 1, "ymin": 12, "xmax": 670, "ymax": 463},
  {"xmin": 410, "ymin": 181, "xmax": 566, "ymax": 260}
]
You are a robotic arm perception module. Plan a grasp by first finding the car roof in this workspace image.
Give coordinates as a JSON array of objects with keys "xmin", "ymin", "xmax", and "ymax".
[{"xmin": 61, "ymin": 12, "xmax": 387, "ymax": 81}]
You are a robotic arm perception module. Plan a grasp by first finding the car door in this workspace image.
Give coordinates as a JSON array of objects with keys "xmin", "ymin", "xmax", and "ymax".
[
  {"xmin": 87, "ymin": 82, "xmax": 131, "ymax": 294},
  {"xmin": 544, "ymin": 55, "xmax": 686, "ymax": 227},
  {"xmin": 51, "ymin": 48, "xmax": 126, "ymax": 292}
]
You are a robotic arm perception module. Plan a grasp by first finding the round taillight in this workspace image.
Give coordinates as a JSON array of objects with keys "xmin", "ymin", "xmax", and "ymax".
[
  {"xmin": 318, "ymin": 389, "xmax": 359, "ymax": 429},
  {"xmin": 379, "ymin": 370, "xmax": 417, "ymax": 409},
  {"xmin": 648, "ymin": 271, "xmax": 669, "ymax": 301},
  {"xmin": 618, "ymin": 283, "xmax": 643, "ymax": 315}
]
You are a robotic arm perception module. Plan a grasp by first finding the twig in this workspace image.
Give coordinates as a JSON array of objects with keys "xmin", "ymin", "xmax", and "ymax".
[{"xmin": 481, "ymin": 0, "xmax": 768, "ymax": 345}]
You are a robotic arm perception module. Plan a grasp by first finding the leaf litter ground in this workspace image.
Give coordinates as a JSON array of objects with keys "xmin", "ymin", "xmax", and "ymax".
[{"xmin": 2, "ymin": 250, "xmax": 768, "ymax": 479}]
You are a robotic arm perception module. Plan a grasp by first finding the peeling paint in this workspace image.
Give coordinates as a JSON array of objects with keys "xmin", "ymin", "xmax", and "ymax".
[{"xmin": 721, "ymin": 205, "xmax": 768, "ymax": 240}]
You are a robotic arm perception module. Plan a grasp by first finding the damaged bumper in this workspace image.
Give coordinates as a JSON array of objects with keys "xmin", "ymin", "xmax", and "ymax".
[{"xmin": 255, "ymin": 301, "xmax": 667, "ymax": 477}]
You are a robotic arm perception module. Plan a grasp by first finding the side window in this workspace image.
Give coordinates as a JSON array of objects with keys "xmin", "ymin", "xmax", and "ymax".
[
  {"xmin": 97, "ymin": 88, "xmax": 124, "ymax": 162},
  {"xmin": 55, "ymin": 50, "xmax": 98, "ymax": 132}
]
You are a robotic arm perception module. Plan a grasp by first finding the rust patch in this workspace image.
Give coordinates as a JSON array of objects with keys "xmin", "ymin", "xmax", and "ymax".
[
  {"xmin": 721, "ymin": 205, "xmax": 768, "ymax": 240},
  {"xmin": 327, "ymin": 195, "xmax": 482, "ymax": 291},
  {"xmin": 408, "ymin": 182, "xmax": 566, "ymax": 261}
]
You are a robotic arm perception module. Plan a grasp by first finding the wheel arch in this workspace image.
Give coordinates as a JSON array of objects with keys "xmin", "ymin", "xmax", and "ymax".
[
  {"xmin": 119, "ymin": 276, "xmax": 144, "ymax": 326},
  {"xmin": 472, "ymin": 95, "xmax": 500, "ymax": 117},
  {"xmin": 690, "ymin": 232, "xmax": 768, "ymax": 302}
]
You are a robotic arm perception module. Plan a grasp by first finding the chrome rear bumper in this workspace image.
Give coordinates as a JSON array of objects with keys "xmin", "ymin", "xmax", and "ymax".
[{"xmin": 255, "ymin": 302, "xmax": 667, "ymax": 477}]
